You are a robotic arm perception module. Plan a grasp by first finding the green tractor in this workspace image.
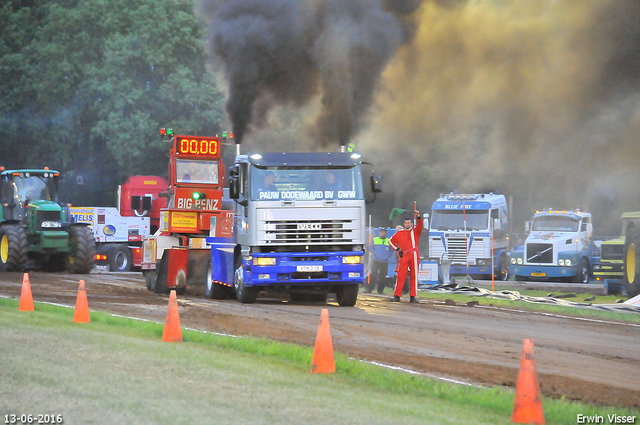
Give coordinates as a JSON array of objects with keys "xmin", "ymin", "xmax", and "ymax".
[
  {"xmin": 0, "ymin": 169, "xmax": 95, "ymax": 273},
  {"xmin": 622, "ymin": 212, "xmax": 640, "ymax": 298}
]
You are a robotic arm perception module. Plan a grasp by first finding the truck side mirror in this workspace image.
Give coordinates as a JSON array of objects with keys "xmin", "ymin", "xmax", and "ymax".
[
  {"xmin": 493, "ymin": 218, "xmax": 500, "ymax": 230},
  {"xmin": 142, "ymin": 196, "xmax": 152, "ymax": 211},
  {"xmin": 131, "ymin": 196, "xmax": 141, "ymax": 210},
  {"xmin": 370, "ymin": 175, "xmax": 382, "ymax": 193},
  {"xmin": 229, "ymin": 177, "xmax": 239, "ymax": 200},
  {"xmin": 525, "ymin": 221, "xmax": 531, "ymax": 234}
]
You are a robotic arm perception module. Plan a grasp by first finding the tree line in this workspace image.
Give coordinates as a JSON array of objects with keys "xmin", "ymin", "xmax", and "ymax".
[{"xmin": 0, "ymin": 0, "xmax": 224, "ymax": 205}]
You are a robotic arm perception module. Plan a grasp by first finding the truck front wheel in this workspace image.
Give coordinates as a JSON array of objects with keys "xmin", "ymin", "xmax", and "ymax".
[
  {"xmin": 234, "ymin": 262, "xmax": 256, "ymax": 303},
  {"xmin": 335, "ymin": 284, "xmax": 359, "ymax": 307},
  {"xmin": 573, "ymin": 258, "xmax": 590, "ymax": 284},
  {"xmin": 66, "ymin": 226, "xmax": 96, "ymax": 274},
  {"xmin": 0, "ymin": 224, "xmax": 28, "ymax": 272},
  {"xmin": 497, "ymin": 255, "xmax": 509, "ymax": 281}
]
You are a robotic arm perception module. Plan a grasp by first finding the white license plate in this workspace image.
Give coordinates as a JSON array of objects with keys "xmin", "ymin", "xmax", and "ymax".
[
  {"xmin": 297, "ymin": 265, "xmax": 322, "ymax": 272},
  {"xmin": 349, "ymin": 272, "xmax": 360, "ymax": 278},
  {"xmin": 95, "ymin": 264, "xmax": 110, "ymax": 272}
]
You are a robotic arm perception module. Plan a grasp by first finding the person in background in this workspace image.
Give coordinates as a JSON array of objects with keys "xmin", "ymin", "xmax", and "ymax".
[
  {"xmin": 366, "ymin": 228, "xmax": 394, "ymax": 294},
  {"xmin": 389, "ymin": 210, "xmax": 423, "ymax": 303},
  {"xmin": 260, "ymin": 170, "xmax": 278, "ymax": 192}
]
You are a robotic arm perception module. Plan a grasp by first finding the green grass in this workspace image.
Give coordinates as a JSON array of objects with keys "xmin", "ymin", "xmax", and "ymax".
[
  {"xmin": 374, "ymin": 286, "xmax": 640, "ymax": 323},
  {"xmin": 1, "ymin": 298, "xmax": 638, "ymax": 424}
]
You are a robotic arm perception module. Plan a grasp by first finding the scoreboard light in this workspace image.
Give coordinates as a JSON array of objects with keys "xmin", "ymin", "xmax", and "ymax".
[{"xmin": 176, "ymin": 136, "xmax": 220, "ymax": 157}]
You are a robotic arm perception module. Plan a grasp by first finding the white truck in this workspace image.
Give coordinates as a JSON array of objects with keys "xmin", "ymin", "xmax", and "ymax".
[
  {"xmin": 509, "ymin": 209, "xmax": 597, "ymax": 283},
  {"xmin": 428, "ymin": 192, "xmax": 510, "ymax": 281},
  {"xmin": 70, "ymin": 176, "xmax": 168, "ymax": 272}
]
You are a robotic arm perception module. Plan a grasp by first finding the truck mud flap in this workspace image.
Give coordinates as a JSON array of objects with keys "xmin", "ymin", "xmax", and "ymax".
[
  {"xmin": 154, "ymin": 248, "xmax": 189, "ymax": 294},
  {"xmin": 187, "ymin": 250, "xmax": 211, "ymax": 286}
]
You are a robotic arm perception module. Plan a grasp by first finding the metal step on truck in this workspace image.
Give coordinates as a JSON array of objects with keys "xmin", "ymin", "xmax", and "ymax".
[{"xmin": 509, "ymin": 209, "xmax": 599, "ymax": 283}]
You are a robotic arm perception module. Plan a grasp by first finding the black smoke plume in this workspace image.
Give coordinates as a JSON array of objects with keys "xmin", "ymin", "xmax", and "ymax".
[{"xmin": 196, "ymin": 0, "xmax": 422, "ymax": 145}]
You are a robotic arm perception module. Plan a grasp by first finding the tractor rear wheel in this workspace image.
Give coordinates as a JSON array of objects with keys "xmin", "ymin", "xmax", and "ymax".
[
  {"xmin": 66, "ymin": 226, "xmax": 96, "ymax": 274},
  {"xmin": 0, "ymin": 224, "xmax": 28, "ymax": 272},
  {"xmin": 623, "ymin": 231, "xmax": 640, "ymax": 298}
]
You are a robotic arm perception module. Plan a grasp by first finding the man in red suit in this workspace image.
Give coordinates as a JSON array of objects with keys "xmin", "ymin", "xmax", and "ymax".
[{"xmin": 389, "ymin": 210, "xmax": 423, "ymax": 303}]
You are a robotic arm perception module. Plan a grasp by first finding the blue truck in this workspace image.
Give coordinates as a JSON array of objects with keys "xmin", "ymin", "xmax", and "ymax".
[
  {"xmin": 205, "ymin": 151, "xmax": 381, "ymax": 306},
  {"xmin": 428, "ymin": 192, "xmax": 510, "ymax": 281},
  {"xmin": 509, "ymin": 209, "xmax": 598, "ymax": 283}
]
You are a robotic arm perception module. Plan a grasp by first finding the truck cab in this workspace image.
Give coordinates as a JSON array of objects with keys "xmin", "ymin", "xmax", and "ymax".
[
  {"xmin": 211, "ymin": 151, "xmax": 373, "ymax": 306},
  {"xmin": 509, "ymin": 209, "xmax": 596, "ymax": 283},
  {"xmin": 428, "ymin": 192, "xmax": 510, "ymax": 281}
]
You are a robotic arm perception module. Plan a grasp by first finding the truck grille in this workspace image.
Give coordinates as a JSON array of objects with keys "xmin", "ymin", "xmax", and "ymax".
[
  {"xmin": 526, "ymin": 243, "xmax": 553, "ymax": 264},
  {"xmin": 260, "ymin": 220, "xmax": 355, "ymax": 244},
  {"xmin": 446, "ymin": 238, "xmax": 468, "ymax": 262},
  {"xmin": 601, "ymin": 244, "xmax": 624, "ymax": 261},
  {"xmin": 37, "ymin": 210, "xmax": 61, "ymax": 230}
]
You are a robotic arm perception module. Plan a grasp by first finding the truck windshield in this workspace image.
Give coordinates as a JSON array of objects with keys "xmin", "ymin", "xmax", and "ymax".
[
  {"xmin": 13, "ymin": 175, "xmax": 55, "ymax": 203},
  {"xmin": 532, "ymin": 216, "xmax": 579, "ymax": 232},
  {"xmin": 176, "ymin": 159, "xmax": 219, "ymax": 185},
  {"xmin": 430, "ymin": 210, "xmax": 488, "ymax": 230},
  {"xmin": 250, "ymin": 165, "xmax": 363, "ymax": 201}
]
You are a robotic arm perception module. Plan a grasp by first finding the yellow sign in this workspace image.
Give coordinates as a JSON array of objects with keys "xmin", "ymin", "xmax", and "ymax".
[
  {"xmin": 531, "ymin": 272, "xmax": 546, "ymax": 277},
  {"xmin": 171, "ymin": 211, "xmax": 198, "ymax": 229},
  {"xmin": 143, "ymin": 180, "xmax": 157, "ymax": 185}
]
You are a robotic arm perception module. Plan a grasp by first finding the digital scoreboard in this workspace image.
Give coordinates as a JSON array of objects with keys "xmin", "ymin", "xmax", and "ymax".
[{"xmin": 175, "ymin": 136, "xmax": 220, "ymax": 157}]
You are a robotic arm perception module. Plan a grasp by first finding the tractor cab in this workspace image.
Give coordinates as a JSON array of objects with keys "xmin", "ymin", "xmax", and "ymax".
[{"xmin": 0, "ymin": 169, "xmax": 60, "ymax": 222}]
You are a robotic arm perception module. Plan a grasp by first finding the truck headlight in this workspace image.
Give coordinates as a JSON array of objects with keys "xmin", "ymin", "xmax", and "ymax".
[
  {"xmin": 558, "ymin": 259, "xmax": 565, "ymax": 266},
  {"xmin": 342, "ymin": 256, "xmax": 362, "ymax": 264},
  {"xmin": 564, "ymin": 259, "xmax": 572, "ymax": 267},
  {"xmin": 254, "ymin": 257, "xmax": 276, "ymax": 266},
  {"xmin": 517, "ymin": 258, "xmax": 523, "ymax": 265},
  {"xmin": 510, "ymin": 257, "xmax": 516, "ymax": 264}
]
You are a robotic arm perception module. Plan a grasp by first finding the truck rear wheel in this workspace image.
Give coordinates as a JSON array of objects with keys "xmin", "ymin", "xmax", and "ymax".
[
  {"xmin": 205, "ymin": 262, "xmax": 229, "ymax": 300},
  {"xmin": 109, "ymin": 245, "xmax": 132, "ymax": 272},
  {"xmin": 573, "ymin": 258, "xmax": 590, "ymax": 284},
  {"xmin": 335, "ymin": 284, "xmax": 359, "ymax": 307},
  {"xmin": 0, "ymin": 224, "xmax": 28, "ymax": 272},
  {"xmin": 234, "ymin": 262, "xmax": 256, "ymax": 303},
  {"xmin": 144, "ymin": 270, "xmax": 156, "ymax": 291},
  {"xmin": 66, "ymin": 226, "xmax": 96, "ymax": 274},
  {"xmin": 624, "ymin": 232, "xmax": 640, "ymax": 298}
]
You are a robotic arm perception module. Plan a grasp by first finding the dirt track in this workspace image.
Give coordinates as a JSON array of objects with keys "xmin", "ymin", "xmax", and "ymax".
[{"xmin": 1, "ymin": 271, "xmax": 639, "ymax": 409}]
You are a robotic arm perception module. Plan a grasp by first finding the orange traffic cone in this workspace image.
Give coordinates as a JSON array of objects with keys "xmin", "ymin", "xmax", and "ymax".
[
  {"xmin": 19, "ymin": 273, "xmax": 34, "ymax": 311},
  {"xmin": 73, "ymin": 280, "xmax": 91, "ymax": 323},
  {"xmin": 512, "ymin": 338, "xmax": 545, "ymax": 424},
  {"xmin": 310, "ymin": 308, "xmax": 335, "ymax": 374},
  {"xmin": 162, "ymin": 290, "xmax": 183, "ymax": 342}
]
